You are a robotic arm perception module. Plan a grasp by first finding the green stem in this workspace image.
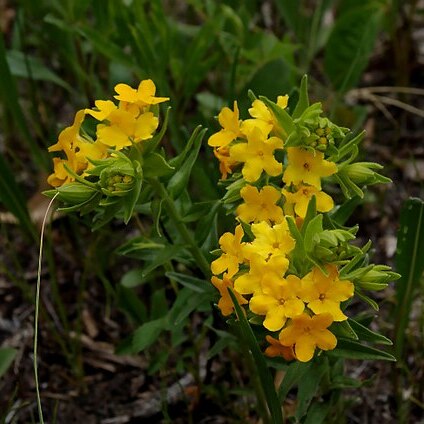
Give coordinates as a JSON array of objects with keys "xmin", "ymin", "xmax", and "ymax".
[{"xmin": 149, "ymin": 178, "xmax": 211, "ymax": 278}]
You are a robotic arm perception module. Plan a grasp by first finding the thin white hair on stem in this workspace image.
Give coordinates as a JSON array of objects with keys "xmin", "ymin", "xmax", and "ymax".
[{"xmin": 34, "ymin": 192, "xmax": 59, "ymax": 424}]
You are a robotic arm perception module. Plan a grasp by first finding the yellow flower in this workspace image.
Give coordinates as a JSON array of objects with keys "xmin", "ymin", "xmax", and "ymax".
[
  {"xmin": 211, "ymin": 225, "xmax": 245, "ymax": 277},
  {"xmin": 277, "ymin": 95, "xmax": 289, "ymax": 109},
  {"xmin": 208, "ymin": 101, "xmax": 243, "ymax": 149},
  {"xmin": 96, "ymin": 110, "xmax": 158, "ymax": 150},
  {"xmin": 283, "ymin": 147, "xmax": 337, "ymax": 189},
  {"xmin": 114, "ymin": 79, "xmax": 169, "ymax": 106},
  {"xmin": 229, "ymin": 127, "xmax": 284, "ymax": 182},
  {"xmin": 85, "ymin": 100, "xmax": 118, "ymax": 121},
  {"xmin": 243, "ymin": 221, "xmax": 295, "ymax": 260},
  {"xmin": 237, "ymin": 185, "xmax": 283, "ymax": 224},
  {"xmin": 234, "ymin": 254, "xmax": 289, "ymax": 295},
  {"xmin": 240, "ymin": 117, "xmax": 273, "ymax": 138},
  {"xmin": 264, "ymin": 335, "xmax": 295, "ymax": 361},
  {"xmin": 48, "ymin": 110, "xmax": 108, "ymax": 186},
  {"xmin": 279, "ymin": 313, "xmax": 337, "ymax": 362},
  {"xmin": 211, "ymin": 273, "xmax": 248, "ymax": 316},
  {"xmin": 299, "ymin": 265, "xmax": 354, "ymax": 321},
  {"xmin": 47, "ymin": 158, "xmax": 74, "ymax": 187},
  {"xmin": 249, "ymin": 274, "xmax": 304, "ymax": 331},
  {"xmin": 213, "ymin": 146, "xmax": 238, "ymax": 180},
  {"xmin": 48, "ymin": 110, "xmax": 86, "ymax": 157},
  {"xmin": 248, "ymin": 95, "xmax": 288, "ymax": 128},
  {"xmin": 282, "ymin": 184, "xmax": 334, "ymax": 218}
]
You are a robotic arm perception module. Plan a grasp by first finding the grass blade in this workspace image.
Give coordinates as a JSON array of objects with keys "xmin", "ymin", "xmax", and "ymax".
[
  {"xmin": 0, "ymin": 35, "xmax": 48, "ymax": 170},
  {"xmin": 0, "ymin": 154, "xmax": 37, "ymax": 240}
]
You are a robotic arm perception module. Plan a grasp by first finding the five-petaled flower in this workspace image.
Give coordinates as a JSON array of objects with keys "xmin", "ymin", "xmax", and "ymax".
[
  {"xmin": 237, "ymin": 185, "xmax": 284, "ymax": 224},
  {"xmin": 208, "ymin": 101, "xmax": 243, "ymax": 150},
  {"xmin": 229, "ymin": 127, "xmax": 284, "ymax": 182},
  {"xmin": 211, "ymin": 273, "xmax": 248, "ymax": 316},
  {"xmin": 249, "ymin": 274, "xmax": 304, "ymax": 331},
  {"xmin": 279, "ymin": 313, "xmax": 337, "ymax": 362},
  {"xmin": 283, "ymin": 147, "xmax": 337, "ymax": 189},
  {"xmin": 300, "ymin": 265, "xmax": 354, "ymax": 321},
  {"xmin": 211, "ymin": 225, "xmax": 245, "ymax": 277},
  {"xmin": 282, "ymin": 184, "xmax": 334, "ymax": 218}
]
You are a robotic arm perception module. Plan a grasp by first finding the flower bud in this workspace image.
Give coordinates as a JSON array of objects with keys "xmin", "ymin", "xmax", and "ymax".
[
  {"xmin": 341, "ymin": 162, "xmax": 391, "ymax": 185},
  {"xmin": 50, "ymin": 182, "xmax": 99, "ymax": 205},
  {"xmin": 99, "ymin": 156, "xmax": 138, "ymax": 197}
]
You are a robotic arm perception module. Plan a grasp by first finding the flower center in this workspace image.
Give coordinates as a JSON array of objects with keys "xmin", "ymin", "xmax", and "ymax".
[
  {"xmin": 319, "ymin": 293, "xmax": 326, "ymax": 301},
  {"xmin": 303, "ymin": 162, "xmax": 310, "ymax": 171}
]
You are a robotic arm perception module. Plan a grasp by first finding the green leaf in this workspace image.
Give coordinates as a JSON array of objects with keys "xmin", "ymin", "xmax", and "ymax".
[
  {"xmin": 292, "ymin": 74, "xmax": 309, "ymax": 119},
  {"xmin": 330, "ymin": 196, "xmax": 362, "ymax": 225},
  {"xmin": 0, "ymin": 348, "xmax": 17, "ymax": 378},
  {"xmin": 329, "ymin": 374, "xmax": 372, "ymax": 389},
  {"xmin": 171, "ymin": 291, "xmax": 211, "ymax": 325},
  {"xmin": 150, "ymin": 288, "xmax": 169, "ymax": 320},
  {"xmin": 165, "ymin": 272, "xmax": 215, "ymax": 294},
  {"xmin": 278, "ymin": 361, "xmax": 311, "ymax": 401},
  {"xmin": 260, "ymin": 96, "xmax": 294, "ymax": 137},
  {"xmin": 295, "ymin": 358, "xmax": 329, "ymax": 420},
  {"xmin": 195, "ymin": 200, "xmax": 220, "ymax": 250},
  {"xmin": 120, "ymin": 268, "xmax": 146, "ymax": 288},
  {"xmin": 151, "ymin": 198, "xmax": 163, "ymax": 237},
  {"xmin": 167, "ymin": 127, "xmax": 206, "ymax": 199},
  {"xmin": 123, "ymin": 160, "xmax": 143, "ymax": 224},
  {"xmin": 395, "ymin": 197, "xmax": 424, "ymax": 358},
  {"xmin": 116, "ymin": 285, "xmax": 147, "ymax": 324},
  {"xmin": 330, "ymin": 320, "xmax": 358, "ymax": 340},
  {"xmin": 228, "ymin": 289, "xmax": 284, "ymax": 424},
  {"xmin": 303, "ymin": 401, "xmax": 331, "ymax": 424},
  {"xmin": 304, "ymin": 214, "xmax": 323, "ymax": 253},
  {"xmin": 142, "ymin": 107, "xmax": 171, "ymax": 155},
  {"xmin": 328, "ymin": 339, "xmax": 396, "ymax": 361},
  {"xmin": 117, "ymin": 236, "xmax": 166, "ymax": 256},
  {"xmin": 77, "ymin": 25, "xmax": 135, "ymax": 67},
  {"xmin": 6, "ymin": 50, "xmax": 73, "ymax": 91},
  {"xmin": 355, "ymin": 290, "xmax": 379, "ymax": 311},
  {"xmin": 143, "ymin": 152, "xmax": 174, "ymax": 178},
  {"xmin": 324, "ymin": 5, "xmax": 383, "ymax": 91},
  {"xmin": 140, "ymin": 245, "xmax": 188, "ymax": 278},
  {"xmin": 349, "ymin": 319, "xmax": 392, "ymax": 345},
  {"xmin": 301, "ymin": 194, "xmax": 317, "ymax": 235},
  {"xmin": 132, "ymin": 318, "xmax": 168, "ymax": 353},
  {"xmin": 169, "ymin": 125, "xmax": 202, "ymax": 168}
]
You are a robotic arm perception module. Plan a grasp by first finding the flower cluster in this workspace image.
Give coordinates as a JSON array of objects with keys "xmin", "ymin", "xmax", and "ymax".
[
  {"xmin": 209, "ymin": 79, "xmax": 397, "ymax": 362},
  {"xmin": 46, "ymin": 80, "xmax": 170, "ymax": 225}
]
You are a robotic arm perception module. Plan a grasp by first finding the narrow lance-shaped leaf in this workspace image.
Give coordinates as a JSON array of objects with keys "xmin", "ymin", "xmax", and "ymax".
[
  {"xmin": 228, "ymin": 289, "xmax": 284, "ymax": 424},
  {"xmin": 324, "ymin": 4, "xmax": 383, "ymax": 92},
  {"xmin": 167, "ymin": 128, "xmax": 206, "ymax": 199},
  {"xmin": 328, "ymin": 339, "xmax": 396, "ymax": 361},
  {"xmin": 292, "ymin": 74, "xmax": 309, "ymax": 119},
  {"xmin": 295, "ymin": 358, "xmax": 329, "ymax": 420},
  {"xmin": 394, "ymin": 197, "xmax": 424, "ymax": 358},
  {"xmin": 349, "ymin": 318, "xmax": 392, "ymax": 345}
]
